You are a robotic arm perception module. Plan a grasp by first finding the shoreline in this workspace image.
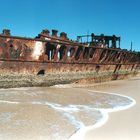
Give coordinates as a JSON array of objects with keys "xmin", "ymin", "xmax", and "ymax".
[
  {"xmin": 0, "ymin": 76, "xmax": 139, "ymax": 140},
  {"xmin": 68, "ymin": 91, "xmax": 136, "ymax": 140},
  {"xmin": 82, "ymin": 76, "xmax": 140, "ymax": 140},
  {"xmin": 0, "ymin": 88, "xmax": 135, "ymax": 140}
]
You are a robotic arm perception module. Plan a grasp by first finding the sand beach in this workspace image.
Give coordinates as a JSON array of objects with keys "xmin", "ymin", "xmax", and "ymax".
[
  {"xmin": 83, "ymin": 76, "xmax": 140, "ymax": 140},
  {"xmin": 0, "ymin": 76, "xmax": 139, "ymax": 140}
]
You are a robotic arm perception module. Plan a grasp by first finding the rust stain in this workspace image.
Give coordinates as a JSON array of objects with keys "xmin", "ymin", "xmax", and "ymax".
[{"xmin": 0, "ymin": 28, "xmax": 139, "ymax": 75}]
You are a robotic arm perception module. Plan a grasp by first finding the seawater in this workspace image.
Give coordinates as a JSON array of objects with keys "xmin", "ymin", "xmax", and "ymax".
[{"xmin": 0, "ymin": 87, "xmax": 135, "ymax": 140}]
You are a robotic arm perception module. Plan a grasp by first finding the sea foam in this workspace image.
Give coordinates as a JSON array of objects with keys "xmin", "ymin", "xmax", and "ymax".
[
  {"xmin": 68, "ymin": 90, "xmax": 136, "ymax": 140},
  {"xmin": 0, "ymin": 88, "xmax": 136, "ymax": 140}
]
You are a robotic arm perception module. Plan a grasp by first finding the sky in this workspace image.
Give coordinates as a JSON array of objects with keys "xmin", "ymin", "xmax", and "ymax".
[{"xmin": 0, "ymin": 0, "xmax": 139, "ymax": 51}]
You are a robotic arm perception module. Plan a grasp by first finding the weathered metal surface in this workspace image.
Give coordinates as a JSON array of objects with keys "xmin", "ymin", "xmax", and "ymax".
[{"xmin": 0, "ymin": 29, "xmax": 139, "ymax": 76}]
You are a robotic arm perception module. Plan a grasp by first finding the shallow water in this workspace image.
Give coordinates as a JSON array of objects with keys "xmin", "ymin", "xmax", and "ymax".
[{"xmin": 0, "ymin": 87, "xmax": 135, "ymax": 140}]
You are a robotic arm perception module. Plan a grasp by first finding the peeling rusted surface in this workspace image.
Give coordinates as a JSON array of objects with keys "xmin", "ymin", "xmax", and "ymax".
[{"xmin": 0, "ymin": 29, "xmax": 139, "ymax": 80}]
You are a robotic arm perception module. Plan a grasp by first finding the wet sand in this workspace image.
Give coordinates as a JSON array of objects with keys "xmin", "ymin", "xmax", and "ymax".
[
  {"xmin": 0, "ymin": 76, "xmax": 139, "ymax": 140},
  {"xmin": 83, "ymin": 76, "xmax": 140, "ymax": 140}
]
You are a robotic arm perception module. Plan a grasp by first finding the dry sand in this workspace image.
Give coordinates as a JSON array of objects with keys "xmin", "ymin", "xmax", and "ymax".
[{"xmin": 83, "ymin": 76, "xmax": 140, "ymax": 140}]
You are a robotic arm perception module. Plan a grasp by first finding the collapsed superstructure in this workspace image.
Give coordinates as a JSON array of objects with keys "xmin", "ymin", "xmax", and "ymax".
[{"xmin": 0, "ymin": 29, "xmax": 139, "ymax": 87}]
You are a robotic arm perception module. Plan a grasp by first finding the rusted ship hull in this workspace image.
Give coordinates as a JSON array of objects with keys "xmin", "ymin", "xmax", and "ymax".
[{"xmin": 0, "ymin": 29, "xmax": 139, "ymax": 88}]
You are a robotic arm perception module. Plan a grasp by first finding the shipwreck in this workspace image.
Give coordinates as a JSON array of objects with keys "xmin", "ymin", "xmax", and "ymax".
[{"xmin": 0, "ymin": 29, "xmax": 139, "ymax": 88}]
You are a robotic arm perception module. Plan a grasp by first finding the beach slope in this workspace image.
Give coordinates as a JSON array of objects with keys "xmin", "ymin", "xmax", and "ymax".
[{"xmin": 84, "ymin": 76, "xmax": 140, "ymax": 140}]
